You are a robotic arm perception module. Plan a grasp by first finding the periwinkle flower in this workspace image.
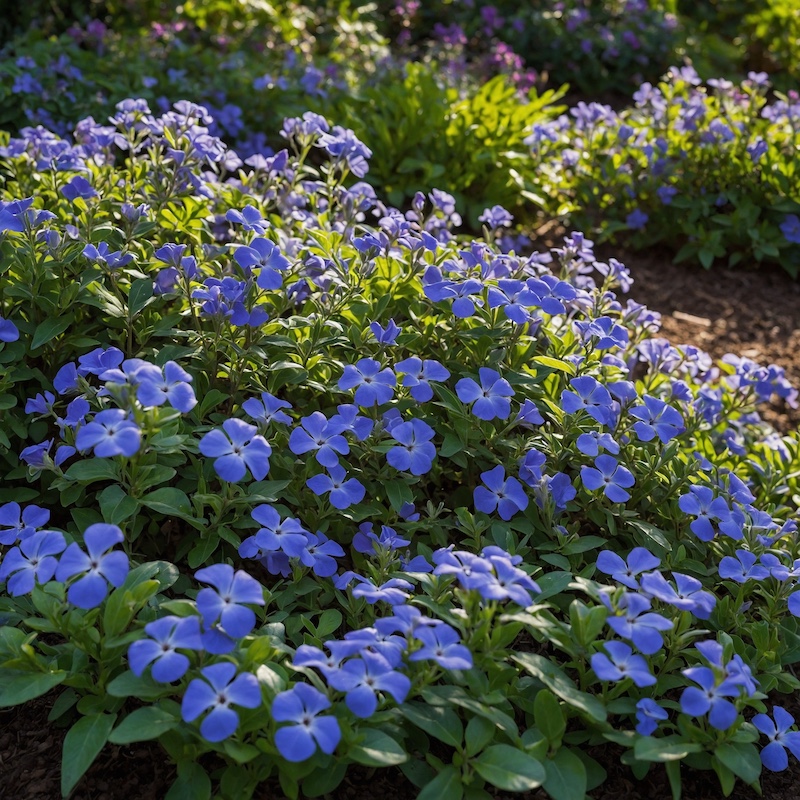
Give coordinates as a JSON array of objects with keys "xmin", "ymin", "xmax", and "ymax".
[
  {"xmin": 61, "ymin": 176, "xmax": 97, "ymax": 202},
  {"xmin": 0, "ymin": 530, "xmax": 66, "ymax": 595},
  {"xmin": 82, "ymin": 242, "xmax": 134, "ymax": 269},
  {"xmin": 753, "ymin": 707, "xmax": 800, "ymax": 771},
  {"xmin": 195, "ymin": 563, "xmax": 265, "ymax": 639},
  {"xmin": 596, "ymin": 547, "xmax": 660, "ymax": 589},
  {"xmin": 409, "ymin": 624, "xmax": 473, "ymax": 670},
  {"xmin": 636, "ymin": 698, "xmax": 668, "ymax": 736},
  {"xmin": 456, "ymin": 368, "xmax": 514, "ymax": 421},
  {"xmin": 369, "ymin": 319, "xmax": 401, "ymax": 345},
  {"xmin": 629, "ymin": 395, "xmax": 684, "ymax": 443},
  {"xmin": 272, "ymin": 683, "xmax": 341, "ymax": 762},
  {"xmin": 226, "ymin": 205, "xmax": 268, "ymax": 234},
  {"xmin": 474, "ymin": 465, "xmax": 528, "ymax": 520},
  {"xmin": 580, "ymin": 455, "xmax": 635, "ymax": 503},
  {"xmin": 325, "ymin": 650, "xmax": 411, "ymax": 718},
  {"xmin": 601, "ymin": 591, "xmax": 673, "ymax": 654},
  {"xmin": 289, "ymin": 412, "xmax": 349, "ymax": 467},
  {"xmin": 55, "ymin": 523, "xmax": 129, "ymax": 608},
  {"xmin": 718, "ymin": 550, "xmax": 770, "ymax": 583},
  {"xmin": 234, "ymin": 237, "xmax": 290, "ymax": 289},
  {"xmin": 75, "ymin": 409, "xmax": 141, "ymax": 458},
  {"xmin": 242, "ymin": 392, "xmax": 292, "ymax": 426},
  {"xmin": 639, "ymin": 571, "xmax": 716, "ymax": 620},
  {"xmin": 386, "ymin": 418, "xmax": 436, "ymax": 475},
  {"xmin": 0, "ymin": 502, "xmax": 51, "ymax": 546},
  {"xmin": 0, "ymin": 317, "xmax": 20, "ymax": 342},
  {"xmin": 135, "ymin": 361, "xmax": 197, "ymax": 413},
  {"xmin": 338, "ymin": 358, "xmax": 396, "ymax": 407},
  {"xmin": 198, "ymin": 418, "xmax": 271, "ymax": 482},
  {"xmin": 394, "ymin": 357, "xmax": 450, "ymax": 403},
  {"xmin": 128, "ymin": 615, "xmax": 203, "ymax": 682},
  {"xmin": 680, "ymin": 666, "xmax": 743, "ymax": 730},
  {"xmin": 591, "ymin": 641, "xmax": 656, "ymax": 687},
  {"xmin": 182, "ymin": 663, "xmax": 261, "ymax": 742},
  {"xmin": 306, "ymin": 464, "xmax": 365, "ymax": 509},
  {"xmin": 561, "ymin": 376, "xmax": 615, "ymax": 426}
]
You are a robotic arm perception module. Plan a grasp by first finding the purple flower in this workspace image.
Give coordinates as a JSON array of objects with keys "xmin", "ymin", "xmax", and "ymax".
[
  {"xmin": 474, "ymin": 465, "xmax": 528, "ymax": 520},
  {"xmin": 55, "ymin": 523, "xmax": 129, "ymax": 608},
  {"xmin": 272, "ymin": 683, "xmax": 341, "ymax": 762},
  {"xmin": 182, "ymin": 663, "xmax": 261, "ymax": 742},
  {"xmin": 386, "ymin": 418, "xmax": 436, "ymax": 475},
  {"xmin": 596, "ymin": 547, "xmax": 660, "ymax": 589},
  {"xmin": 338, "ymin": 359, "xmax": 396, "ymax": 407},
  {"xmin": 198, "ymin": 418, "xmax": 272, "ymax": 482},
  {"xmin": 194, "ymin": 563, "xmax": 264, "ymax": 639},
  {"xmin": 0, "ymin": 530, "xmax": 66, "ymax": 595},
  {"xmin": 626, "ymin": 209, "xmax": 649, "ymax": 229},
  {"xmin": 581, "ymin": 455, "xmax": 635, "ymax": 503},
  {"xmin": 326, "ymin": 650, "xmax": 410, "ymax": 717},
  {"xmin": 591, "ymin": 641, "xmax": 656, "ymax": 687},
  {"xmin": 306, "ymin": 464, "xmax": 365, "ymax": 509},
  {"xmin": 394, "ymin": 357, "xmax": 450, "ymax": 403},
  {"xmin": 479, "ymin": 205, "xmax": 513, "ymax": 230},
  {"xmin": 75, "ymin": 409, "xmax": 141, "ymax": 458},
  {"xmin": 456, "ymin": 368, "xmax": 514, "ymax": 421},
  {"xmin": 409, "ymin": 624, "xmax": 473, "ymax": 670},
  {"xmin": 128, "ymin": 616, "xmax": 203, "ymax": 682},
  {"xmin": 289, "ymin": 412, "xmax": 349, "ymax": 468},
  {"xmin": 753, "ymin": 707, "xmax": 800, "ymax": 771}
]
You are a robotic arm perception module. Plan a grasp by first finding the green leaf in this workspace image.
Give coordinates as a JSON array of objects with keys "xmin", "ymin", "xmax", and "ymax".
[
  {"xmin": 385, "ymin": 479, "xmax": 414, "ymax": 512},
  {"xmin": 534, "ymin": 690, "xmax": 565, "ymax": 745},
  {"xmin": 98, "ymin": 484, "xmax": 139, "ymax": 525},
  {"xmin": 140, "ymin": 487, "xmax": 192, "ymax": 517},
  {"xmin": 61, "ymin": 712, "xmax": 116, "ymax": 796},
  {"xmin": 634, "ymin": 735, "xmax": 703, "ymax": 762},
  {"xmin": 531, "ymin": 355, "xmax": 576, "ymax": 375},
  {"xmin": 349, "ymin": 729, "xmax": 408, "ymax": 766},
  {"xmin": 301, "ymin": 762, "xmax": 347, "ymax": 797},
  {"xmin": 465, "ymin": 715, "xmax": 495, "ymax": 757},
  {"xmin": 0, "ymin": 670, "xmax": 66, "ymax": 706},
  {"xmin": 417, "ymin": 766, "xmax": 463, "ymax": 800},
  {"xmin": 64, "ymin": 459, "xmax": 120, "ymax": 484},
  {"xmin": 473, "ymin": 744, "xmax": 546, "ymax": 791},
  {"xmin": 128, "ymin": 278, "xmax": 154, "ymax": 316},
  {"xmin": 543, "ymin": 748, "xmax": 587, "ymax": 800},
  {"xmin": 31, "ymin": 316, "xmax": 72, "ymax": 350},
  {"xmin": 512, "ymin": 653, "xmax": 606, "ymax": 723},
  {"xmin": 106, "ymin": 670, "xmax": 167, "ymax": 701},
  {"xmin": 108, "ymin": 706, "xmax": 178, "ymax": 744},
  {"xmin": 165, "ymin": 762, "xmax": 212, "ymax": 800},
  {"xmin": 400, "ymin": 703, "xmax": 463, "ymax": 747},
  {"xmin": 715, "ymin": 742, "xmax": 761, "ymax": 784}
]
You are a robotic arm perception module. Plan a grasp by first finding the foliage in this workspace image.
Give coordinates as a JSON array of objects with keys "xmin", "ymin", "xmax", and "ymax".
[
  {"xmin": 0, "ymin": 100, "xmax": 799, "ymax": 799},
  {"xmin": 523, "ymin": 67, "xmax": 800, "ymax": 275}
]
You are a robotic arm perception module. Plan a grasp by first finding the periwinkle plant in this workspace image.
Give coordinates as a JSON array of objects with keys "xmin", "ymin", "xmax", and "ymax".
[{"xmin": 0, "ymin": 102, "xmax": 799, "ymax": 800}]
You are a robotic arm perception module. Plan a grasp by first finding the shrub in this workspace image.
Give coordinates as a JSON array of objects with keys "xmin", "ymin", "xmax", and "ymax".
[{"xmin": 1, "ymin": 101, "xmax": 800, "ymax": 799}]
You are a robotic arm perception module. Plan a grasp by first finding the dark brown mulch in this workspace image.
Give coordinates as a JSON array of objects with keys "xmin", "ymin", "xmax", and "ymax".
[{"xmin": 3, "ymin": 251, "xmax": 800, "ymax": 799}]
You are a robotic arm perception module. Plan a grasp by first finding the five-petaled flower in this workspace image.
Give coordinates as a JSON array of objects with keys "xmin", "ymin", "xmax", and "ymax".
[
  {"xmin": 456, "ymin": 368, "xmax": 514, "ymax": 421},
  {"xmin": 272, "ymin": 683, "xmax": 341, "ymax": 762},
  {"xmin": 199, "ymin": 418, "xmax": 272, "ymax": 482}
]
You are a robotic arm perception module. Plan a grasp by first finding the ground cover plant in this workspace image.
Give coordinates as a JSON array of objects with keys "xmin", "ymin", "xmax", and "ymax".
[
  {"xmin": 524, "ymin": 66, "xmax": 800, "ymax": 275},
  {"xmin": 1, "ymin": 97, "xmax": 800, "ymax": 800}
]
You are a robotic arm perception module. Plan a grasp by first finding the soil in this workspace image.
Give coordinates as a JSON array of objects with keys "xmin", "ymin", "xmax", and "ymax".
[{"xmin": 2, "ymin": 253, "xmax": 799, "ymax": 798}]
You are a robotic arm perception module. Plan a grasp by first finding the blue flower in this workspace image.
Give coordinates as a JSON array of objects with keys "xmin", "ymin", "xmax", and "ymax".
[
  {"xmin": 636, "ymin": 698, "xmax": 668, "ymax": 736},
  {"xmin": 242, "ymin": 392, "xmax": 292, "ymax": 426},
  {"xmin": 226, "ymin": 205, "xmax": 268, "ymax": 234},
  {"xmin": 639, "ymin": 571, "xmax": 716, "ymax": 619},
  {"xmin": 386, "ymin": 418, "xmax": 436, "ymax": 475},
  {"xmin": 307, "ymin": 464, "xmax": 365, "ymax": 509},
  {"xmin": 272, "ymin": 683, "xmax": 341, "ymax": 762},
  {"xmin": 338, "ymin": 359, "xmax": 396, "ymax": 407},
  {"xmin": 198, "ymin": 419, "xmax": 272, "ymax": 482},
  {"xmin": 753, "ymin": 707, "xmax": 800, "ymax": 771},
  {"xmin": 780, "ymin": 214, "xmax": 800, "ymax": 245},
  {"xmin": 128, "ymin": 615, "xmax": 203, "ymax": 682},
  {"xmin": 518, "ymin": 448, "xmax": 546, "ymax": 486},
  {"xmin": 0, "ymin": 530, "xmax": 66, "ymax": 595},
  {"xmin": 351, "ymin": 577, "xmax": 413, "ymax": 605},
  {"xmin": 326, "ymin": 650, "xmax": 410, "ymax": 717},
  {"xmin": 0, "ymin": 502, "xmax": 51, "ymax": 546},
  {"xmin": 678, "ymin": 486, "xmax": 738, "ymax": 542},
  {"xmin": 596, "ymin": 547, "xmax": 660, "ymax": 589},
  {"xmin": 680, "ymin": 666, "xmax": 742, "ymax": 730},
  {"xmin": 409, "ymin": 624, "xmax": 473, "ymax": 670},
  {"xmin": 245, "ymin": 504, "xmax": 310, "ymax": 558},
  {"xmin": 55, "ymin": 523, "xmax": 129, "ymax": 608},
  {"xmin": 298, "ymin": 531, "xmax": 345, "ymax": 577},
  {"xmin": 591, "ymin": 641, "xmax": 656, "ymax": 687},
  {"xmin": 0, "ymin": 317, "xmax": 20, "ymax": 342},
  {"xmin": 182, "ymin": 663, "xmax": 261, "ymax": 742},
  {"xmin": 194, "ymin": 563, "xmax": 264, "ymax": 639},
  {"xmin": 75, "ymin": 409, "xmax": 141, "ymax": 458},
  {"xmin": 626, "ymin": 209, "xmax": 649, "ymax": 229},
  {"xmin": 61, "ymin": 176, "xmax": 97, "ymax": 202},
  {"xmin": 82, "ymin": 242, "xmax": 134, "ymax": 269},
  {"xmin": 581, "ymin": 455, "xmax": 635, "ymax": 503},
  {"xmin": 394, "ymin": 357, "xmax": 450, "ymax": 403},
  {"xmin": 353, "ymin": 524, "xmax": 410, "ymax": 555},
  {"xmin": 601, "ymin": 591, "xmax": 673, "ymax": 654},
  {"xmin": 456, "ymin": 368, "xmax": 514, "ymax": 421},
  {"xmin": 328, "ymin": 404, "xmax": 373, "ymax": 440},
  {"xmin": 474, "ymin": 465, "xmax": 528, "ymax": 520},
  {"xmin": 289, "ymin": 412, "xmax": 349, "ymax": 467},
  {"xmin": 576, "ymin": 431, "xmax": 619, "ymax": 457},
  {"xmin": 561, "ymin": 376, "xmax": 615, "ymax": 426},
  {"xmin": 234, "ymin": 237, "xmax": 290, "ymax": 289},
  {"xmin": 369, "ymin": 319, "xmax": 401, "ymax": 345},
  {"xmin": 77, "ymin": 346, "xmax": 124, "ymax": 377},
  {"xmin": 629, "ymin": 395, "xmax": 684, "ymax": 443},
  {"xmin": 135, "ymin": 361, "xmax": 197, "ymax": 413}
]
